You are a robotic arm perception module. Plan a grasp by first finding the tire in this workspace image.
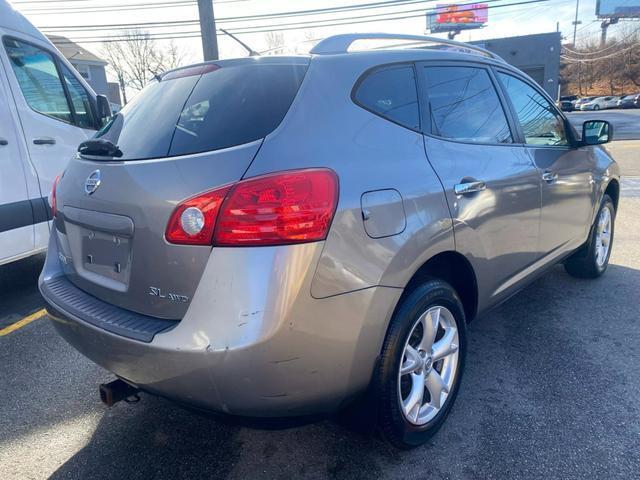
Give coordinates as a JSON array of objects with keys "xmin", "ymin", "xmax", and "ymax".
[
  {"xmin": 565, "ymin": 194, "xmax": 615, "ymax": 279},
  {"xmin": 376, "ymin": 279, "xmax": 467, "ymax": 449},
  {"xmin": 593, "ymin": 105, "xmax": 600, "ymax": 111}
]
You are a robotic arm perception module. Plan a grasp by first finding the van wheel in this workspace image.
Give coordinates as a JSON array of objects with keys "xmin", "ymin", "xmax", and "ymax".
[
  {"xmin": 376, "ymin": 280, "xmax": 466, "ymax": 449},
  {"xmin": 565, "ymin": 194, "xmax": 615, "ymax": 278}
]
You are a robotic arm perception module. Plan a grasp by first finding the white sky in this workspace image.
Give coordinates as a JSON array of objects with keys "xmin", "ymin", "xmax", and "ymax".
[{"xmin": 11, "ymin": 0, "xmax": 637, "ymax": 78}]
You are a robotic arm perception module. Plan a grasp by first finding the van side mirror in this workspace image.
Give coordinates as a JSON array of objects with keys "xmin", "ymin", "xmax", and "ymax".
[
  {"xmin": 582, "ymin": 120, "xmax": 612, "ymax": 145},
  {"xmin": 96, "ymin": 95, "xmax": 112, "ymax": 125}
]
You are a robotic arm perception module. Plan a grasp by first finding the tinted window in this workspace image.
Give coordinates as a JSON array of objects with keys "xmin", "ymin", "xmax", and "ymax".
[
  {"xmin": 96, "ymin": 76, "xmax": 200, "ymax": 159},
  {"xmin": 497, "ymin": 72, "xmax": 568, "ymax": 146},
  {"xmin": 95, "ymin": 62, "xmax": 307, "ymax": 160},
  {"xmin": 354, "ymin": 66, "xmax": 420, "ymax": 130},
  {"xmin": 423, "ymin": 66, "xmax": 512, "ymax": 143},
  {"xmin": 169, "ymin": 63, "xmax": 307, "ymax": 156},
  {"xmin": 61, "ymin": 63, "xmax": 95, "ymax": 129},
  {"xmin": 3, "ymin": 38, "xmax": 71, "ymax": 123}
]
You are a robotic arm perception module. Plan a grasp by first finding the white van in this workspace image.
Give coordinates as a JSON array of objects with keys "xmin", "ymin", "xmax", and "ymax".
[{"xmin": 0, "ymin": 1, "xmax": 110, "ymax": 265}]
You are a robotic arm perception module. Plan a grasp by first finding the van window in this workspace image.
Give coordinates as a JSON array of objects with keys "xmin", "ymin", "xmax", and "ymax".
[
  {"xmin": 497, "ymin": 72, "xmax": 568, "ymax": 146},
  {"xmin": 95, "ymin": 61, "xmax": 308, "ymax": 160},
  {"xmin": 61, "ymin": 63, "xmax": 96, "ymax": 129},
  {"xmin": 422, "ymin": 66, "xmax": 512, "ymax": 144},
  {"xmin": 354, "ymin": 65, "xmax": 420, "ymax": 130},
  {"xmin": 3, "ymin": 38, "xmax": 72, "ymax": 124}
]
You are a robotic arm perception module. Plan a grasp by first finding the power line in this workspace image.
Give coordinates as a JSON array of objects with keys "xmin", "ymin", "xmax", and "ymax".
[
  {"xmin": 17, "ymin": 0, "xmax": 246, "ymax": 11},
  {"xmin": 21, "ymin": 0, "xmax": 420, "ymax": 15},
  {"xmin": 563, "ymin": 26, "xmax": 640, "ymax": 56},
  {"xmin": 45, "ymin": 0, "xmax": 561, "ymax": 45},
  {"xmin": 37, "ymin": 0, "xmax": 430, "ymax": 25},
  {"xmin": 561, "ymin": 42, "xmax": 639, "ymax": 62}
]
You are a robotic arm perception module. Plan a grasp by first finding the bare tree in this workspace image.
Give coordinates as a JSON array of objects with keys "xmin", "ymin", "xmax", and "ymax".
[
  {"xmin": 264, "ymin": 31, "xmax": 285, "ymax": 53},
  {"xmin": 101, "ymin": 30, "xmax": 185, "ymax": 104},
  {"xmin": 561, "ymin": 31, "xmax": 640, "ymax": 96}
]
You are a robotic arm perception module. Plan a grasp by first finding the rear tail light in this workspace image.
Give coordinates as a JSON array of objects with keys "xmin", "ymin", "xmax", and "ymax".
[
  {"xmin": 165, "ymin": 186, "xmax": 231, "ymax": 245},
  {"xmin": 51, "ymin": 174, "xmax": 61, "ymax": 217},
  {"xmin": 165, "ymin": 169, "xmax": 339, "ymax": 246}
]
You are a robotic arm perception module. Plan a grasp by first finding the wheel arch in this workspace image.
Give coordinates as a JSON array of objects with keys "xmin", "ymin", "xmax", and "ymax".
[
  {"xmin": 400, "ymin": 251, "xmax": 478, "ymax": 323},
  {"xmin": 604, "ymin": 178, "xmax": 619, "ymax": 211}
]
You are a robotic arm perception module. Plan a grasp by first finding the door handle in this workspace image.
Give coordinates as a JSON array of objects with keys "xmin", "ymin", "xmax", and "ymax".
[
  {"xmin": 454, "ymin": 180, "xmax": 486, "ymax": 196},
  {"xmin": 542, "ymin": 171, "xmax": 558, "ymax": 183},
  {"xmin": 0, "ymin": 139, "xmax": 7, "ymax": 146},
  {"xmin": 33, "ymin": 137, "xmax": 56, "ymax": 145}
]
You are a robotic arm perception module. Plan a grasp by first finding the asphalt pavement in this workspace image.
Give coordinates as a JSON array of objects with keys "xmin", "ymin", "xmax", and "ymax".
[
  {"xmin": 566, "ymin": 108, "xmax": 640, "ymax": 141},
  {"xmin": 1, "ymin": 151, "xmax": 639, "ymax": 479}
]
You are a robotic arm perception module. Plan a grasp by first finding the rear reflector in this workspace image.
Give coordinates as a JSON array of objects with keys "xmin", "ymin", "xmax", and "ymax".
[{"xmin": 165, "ymin": 169, "xmax": 339, "ymax": 246}]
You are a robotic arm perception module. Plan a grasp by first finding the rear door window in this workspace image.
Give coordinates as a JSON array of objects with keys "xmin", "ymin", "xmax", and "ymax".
[
  {"xmin": 95, "ymin": 61, "xmax": 308, "ymax": 160},
  {"xmin": 421, "ymin": 65, "xmax": 513, "ymax": 144},
  {"xmin": 354, "ymin": 65, "xmax": 420, "ymax": 130}
]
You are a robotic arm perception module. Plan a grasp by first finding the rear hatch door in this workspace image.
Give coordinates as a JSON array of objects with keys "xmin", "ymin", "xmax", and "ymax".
[{"xmin": 54, "ymin": 57, "xmax": 309, "ymax": 319}]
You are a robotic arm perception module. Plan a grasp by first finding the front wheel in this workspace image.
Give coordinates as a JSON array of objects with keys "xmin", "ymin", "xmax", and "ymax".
[
  {"xmin": 376, "ymin": 280, "xmax": 467, "ymax": 449},
  {"xmin": 565, "ymin": 194, "xmax": 615, "ymax": 278},
  {"xmin": 593, "ymin": 104, "xmax": 600, "ymax": 111}
]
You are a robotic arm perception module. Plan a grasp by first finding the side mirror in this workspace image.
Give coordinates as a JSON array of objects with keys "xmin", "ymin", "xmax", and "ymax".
[
  {"xmin": 96, "ymin": 95, "xmax": 112, "ymax": 126},
  {"xmin": 582, "ymin": 120, "xmax": 612, "ymax": 145}
]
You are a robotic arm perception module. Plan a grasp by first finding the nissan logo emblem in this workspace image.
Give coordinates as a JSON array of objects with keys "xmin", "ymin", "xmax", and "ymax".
[{"xmin": 84, "ymin": 170, "xmax": 102, "ymax": 195}]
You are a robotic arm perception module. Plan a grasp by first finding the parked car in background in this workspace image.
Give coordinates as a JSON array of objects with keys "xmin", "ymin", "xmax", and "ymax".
[
  {"xmin": 617, "ymin": 94, "xmax": 640, "ymax": 109},
  {"xmin": 580, "ymin": 96, "xmax": 617, "ymax": 111},
  {"xmin": 40, "ymin": 33, "xmax": 620, "ymax": 449},
  {"xmin": 574, "ymin": 96, "xmax": 595, "ymax": 109},
  {"xmin": 0, "ymin": 0, "xmax": 110, "ymax": 266},
  {"xmin": 604, "ymin": 96, "xmax": 621, "ymax": 109},
  {"xmin": 557, "ymin": 99, "xmax": 575, "ymax": 111}
]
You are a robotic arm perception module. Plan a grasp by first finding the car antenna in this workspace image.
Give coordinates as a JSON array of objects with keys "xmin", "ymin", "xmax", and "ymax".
[{"xmin": 219, "ymin": 29, "xmax": 260, "ymax": 57}]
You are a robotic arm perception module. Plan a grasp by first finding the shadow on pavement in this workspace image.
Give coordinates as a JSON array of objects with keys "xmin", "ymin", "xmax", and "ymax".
[
  {"xmin": 0, "ymin": 254, "xmax": 45, "ymax": 323},
  {"xmin": 45, "ymin": 263, "xmax": 640, "ymax": 479}
]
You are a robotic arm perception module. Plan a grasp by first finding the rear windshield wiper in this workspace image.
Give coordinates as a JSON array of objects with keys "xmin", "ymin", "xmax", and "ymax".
[{"xmin": 78, "ymin": 139, "xmax": 123, "ymax": 158}]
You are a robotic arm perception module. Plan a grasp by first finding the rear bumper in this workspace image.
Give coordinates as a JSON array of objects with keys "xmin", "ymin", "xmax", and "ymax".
[{"xmin": 40, "ymin": 233, "xmax": 401, "ymax": 417}]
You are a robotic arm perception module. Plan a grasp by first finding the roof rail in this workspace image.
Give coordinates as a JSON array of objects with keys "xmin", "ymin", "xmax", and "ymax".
[{"xmin": 309, "ymin": 33, "xmax": 504, "ymax": 62}]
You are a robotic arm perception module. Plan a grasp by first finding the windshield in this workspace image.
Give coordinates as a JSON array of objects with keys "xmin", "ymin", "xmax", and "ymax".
[{"xmin": 93, "ymin": 59, "xmax": 308, "ymax": 160}]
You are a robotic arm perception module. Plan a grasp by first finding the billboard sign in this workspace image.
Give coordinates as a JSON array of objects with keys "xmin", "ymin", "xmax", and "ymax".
[
  {"xmin": 427, "ymin": 3, "xmax": 488, "ymax": 33},
  {"xmin": 596, "ymin": 0, "xmax": 640, "ymax": 18}
]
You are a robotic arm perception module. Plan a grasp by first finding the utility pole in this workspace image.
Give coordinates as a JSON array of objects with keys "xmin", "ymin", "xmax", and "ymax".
[
  {"xmin": 572, "ymin": 0, "xmax": 581, "ymax": 45},
  {"xmin": 197, "ymin": 0, "xmax": 219, "ymax": 61}
]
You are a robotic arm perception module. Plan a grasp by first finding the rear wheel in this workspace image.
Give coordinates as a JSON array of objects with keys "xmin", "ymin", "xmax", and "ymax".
[
  {"xmin": 565, "ymin": 194, "xmax": 615, "ymax": 278},
  {"xmin": 593, "ymin": 104, "xmax": 600, "ymax": 111},
  {"xmin": 376, "ymin": 280, "xmax": 466, "ymax": 449}
]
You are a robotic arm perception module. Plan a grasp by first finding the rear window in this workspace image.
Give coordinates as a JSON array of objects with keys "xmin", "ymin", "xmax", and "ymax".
[{"xmin": 94, "ymin": 61, "xmax": 308, "ymax": 160}]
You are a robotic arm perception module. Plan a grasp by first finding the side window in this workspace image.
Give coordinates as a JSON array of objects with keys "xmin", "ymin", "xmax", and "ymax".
[
  {"xmin": 497, "ymin": 72, "xmax": 568, "ymax": 146},
  {"xmin": 354, "ymin": 65, "xmax": 420, "ymax": 130},
  {"xmin": 422, "ymin": 66, "xmax": 512, "ymax": 144},
  {"xmin": 3, "ymin": 38, "xmax": 72, "ymax": 124},
  {"xmin": 61, "ymin": 63, "xmax": 96, "ymax": 129}
]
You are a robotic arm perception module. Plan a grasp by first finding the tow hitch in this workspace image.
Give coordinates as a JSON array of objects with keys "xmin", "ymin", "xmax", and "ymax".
[{"xmin": 99, "ymin": 379, "xmax": 140, "ymax": 406}]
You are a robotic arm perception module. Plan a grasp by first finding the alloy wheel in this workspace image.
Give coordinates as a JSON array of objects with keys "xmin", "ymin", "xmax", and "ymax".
[
  {"xmin": 595, "ymin": 204, "xmax": 612, "ymax": 268},
  {"xmin": 398, "ymin": 306, "xmax": 459, "ymax": 425}
]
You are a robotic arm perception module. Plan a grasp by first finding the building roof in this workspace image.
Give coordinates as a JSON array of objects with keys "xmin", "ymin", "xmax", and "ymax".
[{"xmin": 46, "ymin": 35, "xmax": 107, "ymax": 65}]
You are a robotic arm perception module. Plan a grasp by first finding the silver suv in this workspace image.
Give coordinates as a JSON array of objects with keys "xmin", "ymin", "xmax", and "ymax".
[{"xmin": 40, "ymin": 34, "xmax": 619, "ymax": 448}]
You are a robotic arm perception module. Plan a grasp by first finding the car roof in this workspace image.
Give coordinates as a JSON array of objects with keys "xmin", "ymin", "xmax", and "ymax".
[{"xmin": 0, "ymin": 0, "xmax": 50, "ymax": 44}]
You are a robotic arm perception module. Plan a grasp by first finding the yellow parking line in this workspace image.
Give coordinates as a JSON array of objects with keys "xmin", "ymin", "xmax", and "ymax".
[{"xmin": 0, "ymin": 309, "xmax": 47, "ymax": 337}]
